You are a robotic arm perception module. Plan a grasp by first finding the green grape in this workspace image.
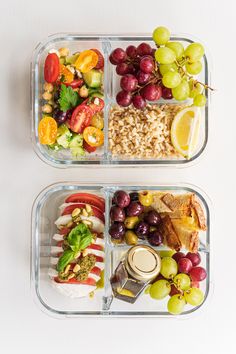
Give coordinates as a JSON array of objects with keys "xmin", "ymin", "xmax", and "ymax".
[
  {"xmin": 167, "ymin": 294, "xmax": 186, "ymax": 315},
  {"xmin": 172, "ymin": 80, "xmax": 190, "ymax": 100},
  {"xmin": 159, "ymin": 250, "xmax": 176, "ymax": 258},
  {"xmin": 184, "ymin": 287, "xmax": 204, "ymax": 306},
  {"xmin": 194, "ymin": 94, "xmax": 206, "ymax": 106},
  {"xmin": 185, "ymin": 43, "xmax": 204, "ymax": 62},
  {"xmin": 160, "ymin": 257, "xmax": 178, "ymax": 279},
  {"xmin": 186, "ymin": 61, "xmax": 202, "ymax": 75},
  {"xmin": 174, "ymin": 273, "xmax": 191, "ymax": 290},
  {"xmin": 162, "ymin": 71, "xmax": 181, "ymax": 89},
  {"xmin": 152, "ymin": 26, "xmax": 170, "ymax": 45},
  {"xmin": 155, "ymin": 47, "xmax": 176, "ymax": 65},
  {"xmin": 149, "ymin": 279, "xmax": 171, "ymax": 300},
  {"xmin": 189, "ymin": 82, "xmax": 203, "ymax": 98},
  {"xmin": 166, "ymin": 41, "xmax": 184, "ymax": 59},
  {"xmin": 159, "ymin": 63, "xmax": 178, "ymax": 76}
]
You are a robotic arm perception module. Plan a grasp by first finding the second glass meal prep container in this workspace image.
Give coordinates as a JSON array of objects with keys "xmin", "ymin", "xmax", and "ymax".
[
  {"xmin": 31, "ymin": 182, "xmax": 211, "ymax": 318},
  {"xmin": 31, "ymin": 34, "xmax": 210, "ymax": 167}
]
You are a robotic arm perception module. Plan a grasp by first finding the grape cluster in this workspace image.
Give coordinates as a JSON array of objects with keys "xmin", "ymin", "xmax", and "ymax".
[{"xmin": 149, "ymin": 251, "xmax": 207, "ymax": 315}]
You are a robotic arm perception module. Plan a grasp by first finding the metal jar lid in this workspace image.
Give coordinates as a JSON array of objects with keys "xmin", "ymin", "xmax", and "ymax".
[{"xmin": 125, "ymin": 245, "xmax": 161, "ymax": 282}]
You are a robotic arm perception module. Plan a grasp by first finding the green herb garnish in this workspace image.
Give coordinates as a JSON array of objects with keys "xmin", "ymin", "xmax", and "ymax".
[{"xmin": 58, "ymin": 84, "xmax": 82, "ymax": 112}]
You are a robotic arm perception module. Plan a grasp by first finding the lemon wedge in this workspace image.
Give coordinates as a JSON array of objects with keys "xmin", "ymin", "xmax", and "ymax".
[{"xmin": 171, "ymin": 106, "xmax": 201, "ymax": 158}]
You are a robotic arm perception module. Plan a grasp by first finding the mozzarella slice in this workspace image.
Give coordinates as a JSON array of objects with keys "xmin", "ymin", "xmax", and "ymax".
[
  {"xmin": 53, "ymin": 234, "xmax": 64, "ymax": 241},
  {"xmin": 52, "ymin": 282, "xmax": 96, "ymax": 298},
  {"xmin": 55, "ymin": 215, "xmax": 72, "ymax": 226}
]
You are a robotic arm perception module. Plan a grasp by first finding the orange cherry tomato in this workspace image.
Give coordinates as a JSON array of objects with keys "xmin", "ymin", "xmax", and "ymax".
[
  {"xmin": 83, "ymin": 127, "xmax": 104, "ymax": 147},
  {"xmin": 38, "ymin": 116, "xmax": 58, "ymax": 145},
  {"xmin": 75, "ymin": 50, "xmax": 98, "ymax": 73},
  {"xmin": 59, "ymin": 64, "xmax": 74, "ymax": 83}
]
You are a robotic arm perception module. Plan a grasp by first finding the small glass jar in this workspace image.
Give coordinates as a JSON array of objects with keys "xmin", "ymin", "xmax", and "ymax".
[{"xmin": 110, "ymin": 245, "xmax": 161, "ymax": 303}]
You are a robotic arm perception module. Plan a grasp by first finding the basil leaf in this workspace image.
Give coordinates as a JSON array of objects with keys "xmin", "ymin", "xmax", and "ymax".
[
  {"xmin": 57, "ymin": 249, "xmax": 75, "ymax": 272},
  {"xmin": 79, "ymin": 232, "xmax": 93, "ymax": 250},
  {"xmin": 67, "ymin": 223, "xmax": 92, "ymax": 251}
]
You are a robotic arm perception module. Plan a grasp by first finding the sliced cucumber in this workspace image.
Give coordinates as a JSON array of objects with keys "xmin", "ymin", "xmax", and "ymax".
[
  {"xmin": 83, "ymin": 69, "xmax": 103, "ymax": 88},
  {"xmin": 69, "ymin": 133, "xmax": 83, "ymax": 148},
  {"xmin": 56, "ymin": 124, "xmax": 72, "ymax": 149},
  {"xmin": 65, "ymin": 53, "xmax": 79, "ymax": 65}
]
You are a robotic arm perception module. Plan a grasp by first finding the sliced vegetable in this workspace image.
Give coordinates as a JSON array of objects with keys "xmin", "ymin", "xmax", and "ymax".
[
  {"xmin": 83, "ymin": 126, "xmax": 104, "ymax": 147},
  {"xmin": 38, "ymin": 116, "xmax": 58, "ymax": 145},
  {"xmin": 59, "ymin": 64, "xmax": 74, "ymax": 83},
  {"xmin": 56, "ymin": 124, "xmax": 72, "ymax": 148},
  {"xmin": 65, "ymin": 193, "xmax": 105, "ymax": 212},
  {"xmin": 44, "ymin": 53, "xmax": 60, "ymax": 83},
  {"xmin": 59, "ymin": 79, "xmax": 83, "ymax": 88},
  {"xmin": 91, "ymin": 113, "xmax": 104, "ymax": 130},
  {"xmin": 70, "ymin": 146, "xmax": 85, "ymax": 157},
  {"xmin": 90, "ymin": 49, "xmax": 104, "ymax": 69},
  {"xmin": 83, "ymin": 69, "xmax": 102, "ymax": 88},
  {"xmin": 54, "ymin": 276, "xmax": 97, "ymax": 286},
  {"xmin": 65, "ymin": 53, "xmax": 79, "ymax": 65},
  {"xmin": 88, "ymin": 97, "xmax": 104, "ymax": 113},
  {"xmin": 83, "ymin": 140, "xmax": 97, "ymax": 153},
  {"xmin": 62, "ymin": 203, "xmax": 105, "ymax": 223},
  {"xmin": 75, "ymin": 50, "xmax": 98, "ymax": 73},
  {"xmin": 69, "ymin": 104, "xmax": 93, "ymax": 133}
]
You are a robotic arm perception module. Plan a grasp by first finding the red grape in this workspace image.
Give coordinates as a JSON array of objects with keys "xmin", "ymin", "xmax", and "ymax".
[
  {"xmin": 110, "ymin": 48, "xmax": 127, "ymax": 64},
  {"xmin": 189, "ymin": 267, "xmax": 207, "ymax": 282},
  {"xmin": 120, "ymin": 74, "xmax": 138, "ymax": 92},
  {"xmin": 172, "ymin": 252, "xmax": 185, "ymax": 263},
  {"xmin": 126, "ymin": 45, "xmax": 137, "ymax": 58},
  {"xmin": 116, "ymin": 91, "xmax": 132, "ymax": 107},
  {"xmin": 132, "ymin": 95, "xmax": 146, "ymax": 109},
  {"xmin": 109, "ymin": 54, "xmax": 118, "ymax": 65},
  {"xmin": 151, "ymin": 48, "xmax": 156, "ymax": 57},
  {"xmin": 186, "ymin": 252, "xmax": 201, "ymax": 266},
  {"xmin": 139, "ymin": 56, "xmax": 154, "ymax": 73},
  {"xmin": 110, "ymin": 206, "xmax": 125, "ymax": 222},
  {"xmin": 136, "ymin": 70, "xmax": 151, "ymax": 85},
  {"xmin": 141, "ymin": 84, "xmax": 162, "ymax": 101},
  {"xmin": 116, "ymin": 63, "xmax": 130, "ymax": 75},
  {"xmin": 169, "ymin": 284, "xmax": 181, "ymax": 297},
  {"xmin": 137, "ymin": 42, "xmax": 152, "ymax": 56},
  {"xmin": 178, "ymin": 258, "xmax": 193, "ymax": 274},
  {"xmin": 162, "ymin": 87, "xmax": 173, "ymax": 99}
]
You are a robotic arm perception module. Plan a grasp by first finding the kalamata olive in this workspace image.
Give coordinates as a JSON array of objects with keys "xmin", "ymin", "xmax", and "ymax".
[
  {"xmin": 144, "ymin": 210, "xmax": 162, "ymax": 226},
  {"xmin": 109, "ymin": 222, "xmax": 125, "ymax": 240},
  {"xmin": 113, "ymin": 190, "xmax": 130, "ymax": 208},
  {"xmin": 125, "ymin": 231, "xmax": 138, "ymax": 245},
  {"xmin": 53, "ymin": 108, "xmax": 72, "ymax": 125},
  {"xmin": 135, "ymin": 221, "xmax": 150, "ymax": 239},
  {"xmin": 147, "ymin": 230, "xmax": 163, "ymax": 246},
  {"xmin": 129, "ymin": 192, "xmax": 139, "ymax": 202},
  {"xmin": 110, "ymin": 206, "xmax": 125, "ymax": 222},
  {"xmin": 53, "ymin": 88, "xmax": 61, "ymax": 101},
  {"xmin": 126, "ymin": 201, "xmax": 144, "ymax": 216},
  {"xmin": 124, "ymin": 216, "xmax": 139, "ymax": 229}
]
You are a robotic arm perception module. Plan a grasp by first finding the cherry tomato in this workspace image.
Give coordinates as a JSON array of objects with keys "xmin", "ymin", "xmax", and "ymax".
[
  {"xmin": 59, "ymin": 64, "xmax": 74, "ymax": 83},
  {"xmin": 90, "ymin": 49, "xmax": 104, "ymax": 69},
  {"xmin": 91, "ymin": 113, "xmax": 104, "ymax": 130},
  {"xmin": 69, "ymin": 104, "xmax": 93, "ymax": 133},
  {"xmin": 88, "ymin": 97, "xmax": 104, "ymax": 113},
  {"xmin": 75, "ymin": 50, "xmax": 98, "ymax": 73},
  {"xmin": 38, "ymin": 116, "xmax": 57, "ymax": 144},
  {"xmin": 83, "ymin": 126, "xmax": 104, "ymax": 147},
  {"xmin": 65, "ymin": 193, "xmax": 105, "ymax": 212},
  {"xmin": 83, "ymin": 140, "xmax": 97, "ymax": 154},
  {"xmin": 44, "ymin": 53, "xmax": 60, "ymax": 83},
  {"xmin": 59, "ymin": 79, "xmax": 84, "ymax": 88}
]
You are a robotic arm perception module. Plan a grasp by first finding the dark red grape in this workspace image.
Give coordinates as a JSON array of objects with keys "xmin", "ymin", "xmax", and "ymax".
[
  {"xmin": 151, "ymin": 48, "xmax": 156, "ymax": 57},
  {"xmin": 126, "ymin": 45, "xmax": 137, "ymax": 58},
  {"xmin": 189, "ymin": 267, "xmax": 207, "ymax": 282},
  {"xmin": 113, "ymin": 190, "xmax": 130, "ymax": 208},
  {"xmin": 132, "ymin": 95, "xmax": 146, "ymax": 109},
  {"xmin": 141, "ymin": 84, "xmax": 162, "ymax": 101},
  {"xmin": 139, "ymin": 56, "xmax": 154, "ymax": 73},
  {"xmin": 116, "ymin": 63, "xmax": 130, "ymax": 76},
  {"xmin": 135, "ymin": 221, "xmax": 150, "ymax": 239},
  {"xmin": 172, "ymin": 252, "xmax": 185, "ymax": 263},
  {"xmin": 144, "ymin": 210, "xmax": 162, "ymax": 226},
  {"xmin": 109, "ymin": 54, "xmax": 118, "ymax": 65},
  {"xmin": 53, "ymin": 108, "xmax": 72, "ymax": 125},
  {"xmin": 136, "ymin": 70, "xmax": 151, "ymax": 85},
  {"xmin": 169, "ymin": 284, "xmax": 181, "ymax": 297},
  {"xmin": 110, "ymin": 48, "xmax": 127, "ymax": 64},
  {"xmin": 109, "ymin": 222, "xmax": 125, "ymax": 240},
  {"xmin": 120, "ymin": 74, "xmax": 138, "ymax": 92},
  {"xmin": 116, "ymin": 91, "xmax": 132, "ymax": 107},
  {"xmin": 186, "ymin": 252, "xmax": 201, "ymax": 266},
  {"xmin": 178, "ymin": 258, "xmax": 193, "ymax": 274},
  {"xmin": 162, "ymin": 87, "xmax": 173, "ymax": 99},
  {"xmin": 110, "ymin": 206, "xmax": 125, "ymax": 222},
  {"xmin": 137, "ymin": 42, "xmax": 152, "ymax": 56},
  {"xmin": 129, "ymin": 192, "xmax": 139, "ymax": 202},
  {"xmin": 126, "ymin": 201, "xmax": 144, "ymax": 216},
  {"xmin": 147, "ymin": 230, "xmax": 163, "ymax": 246}
]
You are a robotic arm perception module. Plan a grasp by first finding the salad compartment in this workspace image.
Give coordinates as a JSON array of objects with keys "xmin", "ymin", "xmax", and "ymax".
[
  {"xmin": 31, "ymin": 183, "xmax": 210, "ymax": 317},
  {"xmin": 31, "ymin": 34, "xmax": 210, "ymax": 167}
]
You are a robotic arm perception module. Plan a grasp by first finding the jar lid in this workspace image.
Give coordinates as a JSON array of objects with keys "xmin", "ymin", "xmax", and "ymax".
[{"xmin": 125, "ymin": 245, "xmax": 161, "ymax": 282}]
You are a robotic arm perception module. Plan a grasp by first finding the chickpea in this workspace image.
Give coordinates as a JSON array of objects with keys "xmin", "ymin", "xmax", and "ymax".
[
  {"xmin": 43, "ymin": 82, "xmax": 54, "ymax": 92},
  {"xmin": 79, "ymin": 85, "xmax": 89, "ymax": 98},
  {"xmin": 58, "ymin": 47, "xmax": 69, "ymax": 57},
  {"xmin": 42, "ymin": 91, "xmax": 52, "ymax": 101},
  {"xmin": 42, "ymin": 104, "xmax": 52, "ymax": 114}
]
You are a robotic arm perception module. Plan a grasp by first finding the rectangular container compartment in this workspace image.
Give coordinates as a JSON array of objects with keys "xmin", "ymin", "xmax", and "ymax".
[
  {"xmin": 31, "ymin": 34, "xmax": 210, "ymax": 167},
  {"xmin": 31, "ymin": 183, "xmax": 210, "ymax": 317}
]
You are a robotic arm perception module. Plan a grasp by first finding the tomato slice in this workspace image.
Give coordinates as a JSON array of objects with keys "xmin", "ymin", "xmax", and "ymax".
[
  {"xmin": 75, "ymin": 50, "xmax": 98, "ymax": 73},
  {"xmin": 90, "ymin": 49, "xmax": 104, "ymax": 69},
  {"xmin": 88, "ymin": 97, "xmax": 104, "ymax": 113},
  {"xmin": 38, "ymin": 116, "xmax": 57, "ymax": 144},
  {"xmin": 69, "ymin": 104, "xmax": 93, "ymax": 133},
  {"xmin": 83, "ymin": 127, "xmax": 104, "ymax": 147},
  {"xmin": 59, "ymin": 79, "xmax": 84, "ymax": 88},
  {"xmin": 54, "ymin": 276, "xmax": 96, "ymax": 286},
  {"xmin": 62, "ymin": 203, "xmax": 105, "ymax": 223},
  {"xmin": 59, "ymin": 227, "xmax": 72, "ymax": 235},
  {"xmin": 65, "ymin": 193, "xmax": 105, "ymax": 212},
  {"xmin": 44, "ymin": 53, "xmax": 60, "ymax": 83},
  {"xmin": 87, "ymin": 244, "xmax": 103, "ymax": 251},
  {"xmin": 83, "ymin": 140, "xmax": 97, "ymax": 153},
  {"xmin": 59, "ymin": 64, "xmax": 74, "ymax": 83}
]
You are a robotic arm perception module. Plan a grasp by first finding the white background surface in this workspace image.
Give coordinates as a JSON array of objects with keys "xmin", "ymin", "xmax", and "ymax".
[{"xmin": 1, "ymin": 0, "xmax": 236, "ymax": 353}]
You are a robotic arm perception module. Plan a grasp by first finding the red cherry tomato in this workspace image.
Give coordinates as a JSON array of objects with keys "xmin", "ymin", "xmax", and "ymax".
[
  {"xmin": 88, "ymin": 97, "xmax": 104, "ymax": 113},
  {"xmin": 65, "ymin": 193, "xmax": 105, "ymax": 212},
  {"xmin": 83, "ymin": 140, "xmax": 97, "ymax": 154},
  {"xmin": 90, "ymin": 49, "xmax": 104, "ymax": 69},
  {"xmin": 44, "ymin": 53, "xmax": 60, "ymax": 83},
  {"xmin": 69, "ymin": 105, "xmax": 93, "ymax": 133},
  {"xmin": 59, "ymin": 79, "xmax": 84, "ymax": 88}
]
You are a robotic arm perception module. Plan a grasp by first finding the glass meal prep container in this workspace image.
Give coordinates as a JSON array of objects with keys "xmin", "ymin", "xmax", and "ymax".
[
  {"xmin": 31, "ymin": 182, "xmax": 211, "ymax": 318},
  {"xmin": 31, "ymin": 34, "xmax": 210, "ymax": 167}
]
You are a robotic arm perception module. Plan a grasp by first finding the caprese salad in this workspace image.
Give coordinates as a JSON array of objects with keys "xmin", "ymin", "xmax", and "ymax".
[{"xmin": 49, "ymin": 192, "xmax": 105, "ymax": 298}]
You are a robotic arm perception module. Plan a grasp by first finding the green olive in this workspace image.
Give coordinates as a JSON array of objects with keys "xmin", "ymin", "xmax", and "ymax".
[
  {"xmin": 125, "ymin": 231, "xmax": 138, "ymax": 245},
  {"xmin": 138, "ymin": 191, "xmax": 153, "ymax": 207},
  {"xmin": 124, "ymin": 216, "xmax": 139, "ymax": 229}
]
